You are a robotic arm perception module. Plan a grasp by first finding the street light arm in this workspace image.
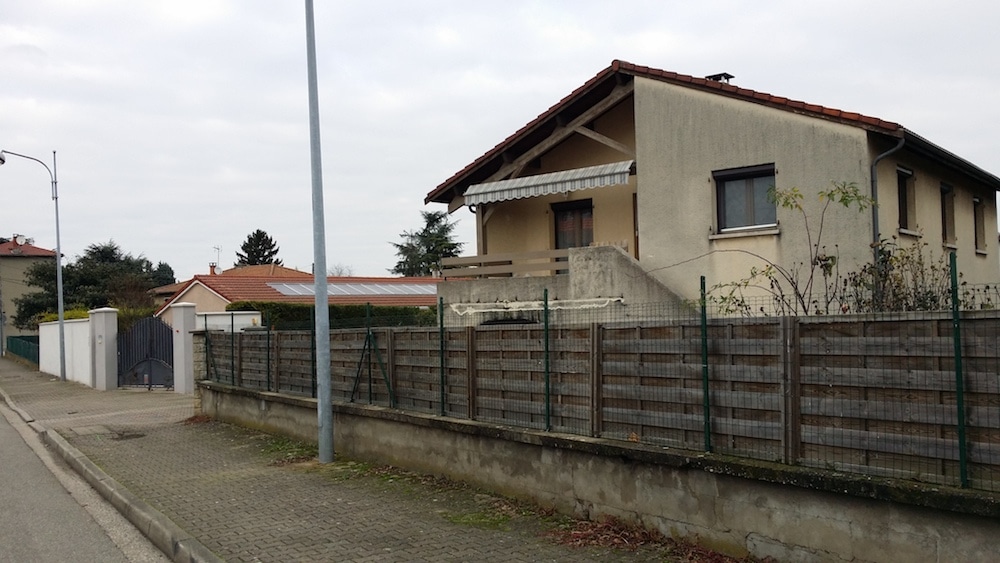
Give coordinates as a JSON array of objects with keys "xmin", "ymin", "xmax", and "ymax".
[
  {"xmin": 0, "ymin": 148, "xmax": 65, "ymax": 381},
  {"xmin": 0, "ymin": 149, "xmax": 57, "ymax": 199}
]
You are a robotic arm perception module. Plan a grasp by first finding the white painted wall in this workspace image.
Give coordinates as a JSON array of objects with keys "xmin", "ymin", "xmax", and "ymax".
[
  {"xmin": 38, "ymin": 318, "xmax": 91, "ymax": 384},
  {"xmin": 197, "ymin": 311, "xmax": 261, "ymax": 332},
  {"xmin": 39, "ymin": 309, "xmax": 192, "ymax": 392}
]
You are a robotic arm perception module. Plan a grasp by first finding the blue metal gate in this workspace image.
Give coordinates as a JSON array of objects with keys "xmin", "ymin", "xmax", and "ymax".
[{"xmin": 118, "ymin": 317, "xmax": 173, "ymax": 388}]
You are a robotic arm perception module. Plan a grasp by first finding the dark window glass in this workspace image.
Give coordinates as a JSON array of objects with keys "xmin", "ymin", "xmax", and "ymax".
[
  {"xmin": 715, "ymin": 165, "xmax": 776, "ymax": 230},
  {"xmin": 553, "ymin": 200, "xmax": 593, "ymax": 249},
  {"xmin": 897, "ymin": 168, "xmax": 914, "ymax": 230},
  {"xmin": 974, "ymin": 196, "xmax": 986, "ymax": 251}
]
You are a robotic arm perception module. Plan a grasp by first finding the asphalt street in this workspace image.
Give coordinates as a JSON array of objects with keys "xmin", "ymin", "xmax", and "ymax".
[{"xmin": 0, "ymin": 400, "xmax": 167, "ymax": 563}]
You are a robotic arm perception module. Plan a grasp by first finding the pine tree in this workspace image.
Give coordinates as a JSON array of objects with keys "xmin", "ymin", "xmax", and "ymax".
[
  {"xmin": 235, "ymin": 229, "xmax": 282, "ymax": 267},
  {"xmin": 390, "ymin": 211, "xmax": 463, "ymax": 277}
]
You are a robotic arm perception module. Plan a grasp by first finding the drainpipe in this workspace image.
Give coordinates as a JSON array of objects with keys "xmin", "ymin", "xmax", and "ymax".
[{"xmin": 870, "ymin": 135, "xmax": 906, "ymax": 260}]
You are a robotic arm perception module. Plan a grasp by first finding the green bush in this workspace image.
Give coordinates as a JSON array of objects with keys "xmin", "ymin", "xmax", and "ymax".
[
  {"xmin": 226, "ymin": 301, "xmax": 437, "ymax": 329},
  {"xmin": 37, "ymin": 308, "xmax": 90, "ymax": 324}
]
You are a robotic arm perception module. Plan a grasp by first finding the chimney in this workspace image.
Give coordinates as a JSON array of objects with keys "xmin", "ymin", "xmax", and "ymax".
[
  {"xmin": 209, "ymin": 262, "xmax": 217, "ymax": 275},
  {"xmin": 705, "ymin": 72, "xmax": 734, "ymax": 84}
]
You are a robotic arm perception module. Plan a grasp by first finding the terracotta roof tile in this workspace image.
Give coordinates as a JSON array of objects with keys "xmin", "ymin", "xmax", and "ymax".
[
  {"xmin": 156, "ymin": 275, "xmax": 440, "ymax": 314},
  {"xmin": 425, "ymin": 59, "xmax": 913, "ymax": 205},
  {"xmin": 0, "ymin": 241, "xmax": 56, "ymax": 258},
  {"xmin": 218, "ymin": 264, "xmax": 312, "ymax": 277},
  {"xmin": 614, "ymin": 60, "xmax": 903, "ymax": 130}
]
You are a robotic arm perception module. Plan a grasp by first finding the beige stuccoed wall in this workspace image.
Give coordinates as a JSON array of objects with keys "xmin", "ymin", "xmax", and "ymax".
[
  {"xmin": 873, "ymin": 151, "xmax": 999, "ymax": 285},
  {"xmin": 633, "ymin": 77, "xmax": 875, "ymax": 301},
  {"xmin": 0, "ymin": 255, "xmax": 53, "ymax": 339},
  {"xmin": 463, "ymin": 79, "xmax": 1000, "ymax": 304},
  {"xmin": 157, "ymin": 284, "xmax": 229, "ymax": 326},
  {"xmin": 481, "ymin": 100, "xmax": 637, "ymax": 257}
]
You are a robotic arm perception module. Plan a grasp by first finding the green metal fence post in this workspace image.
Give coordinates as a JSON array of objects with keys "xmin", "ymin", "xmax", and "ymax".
[
  {"xmin": 544, "ymin": 288, "xmax": 551, "ymax": 431},
  {"xmin": 950, "ymin": 252, "xmax": 969, "ymax": 488},
  {"xmin": 701, "ymin": 276, "xmax": 712, "ymax": 453},
  {"xmin": 367, "ymin": 303, "xmax": 373, "ymax": 403},
  {"xmin": 266, "ymin": 312, "xmax": 272, "ymax": 391},
  {"xmin": 229, "ymin": 312, "xmax": 236, "ymax": 385},
  {"xmin": 439, "ymin": 296, "xmax": 446, "ymax": 416}
]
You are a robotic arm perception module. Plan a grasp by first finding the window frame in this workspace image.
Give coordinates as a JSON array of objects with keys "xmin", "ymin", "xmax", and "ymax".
[
  {"xmin": 713, "ymin": 163, "xmax": 777, "ymax": 233},
  {"xmin": 973, "ymin": 195, "xmax": 987, "ymax": 253},
  {"xmin": 897, "ymin": 166, "xmax": 917, "ymax": 234},
  {"xmin": 940, "ymin": 183, "xmax": 956, "ymax": 247},
  {"xmin": 551, "ymin": 198, "xmax": 594, "ymax": 250}
]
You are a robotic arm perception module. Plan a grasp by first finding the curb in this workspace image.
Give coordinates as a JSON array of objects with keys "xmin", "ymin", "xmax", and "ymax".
[{"xmin": 0, "ymin": 386, "xmax": 222, "ymax": 563}]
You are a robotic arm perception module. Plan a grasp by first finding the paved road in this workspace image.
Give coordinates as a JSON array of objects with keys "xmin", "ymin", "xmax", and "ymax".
[
  {"xmin": 0, "ymin": 358, "xmax": 680, "ymax": 562},
  {"xmin": 0, "ymin": 400, "xmax": 167, "ymax": 563}
]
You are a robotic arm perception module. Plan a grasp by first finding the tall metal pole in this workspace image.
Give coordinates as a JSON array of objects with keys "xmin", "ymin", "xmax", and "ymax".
[
  {"xmin": 304, "ymin": 0, "xmax": 333, "ymax": 463},
  {"xmin": 0, "ymin": 150, "xmax": 66, "ymax": 381},
  {"xmin": 52, "ymin": 151, "xmax": 66, "ymax": 382}
]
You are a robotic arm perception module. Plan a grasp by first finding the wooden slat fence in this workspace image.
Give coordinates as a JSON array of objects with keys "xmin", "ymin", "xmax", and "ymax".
[{"xmin": 201, "ymin": 312, "xmax": 1000, "ymax": 492}]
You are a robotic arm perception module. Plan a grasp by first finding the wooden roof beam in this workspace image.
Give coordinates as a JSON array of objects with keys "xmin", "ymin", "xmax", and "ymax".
[
  {"xmin": 482, "ymin": 81, "xmax": 635, "ymax": 183},
  {"xmin": 573, "ymin": 126, "xmax": 635, "ymax": 158}
]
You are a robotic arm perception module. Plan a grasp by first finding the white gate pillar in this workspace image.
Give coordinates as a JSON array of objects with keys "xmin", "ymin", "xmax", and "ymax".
[
  {"xmin": 171, "ymin": 303, "xmax": 196, "ymax": 394},
  {"xmin": 89, "ymin": 307, "xmax": 118, "ymax": 390}
]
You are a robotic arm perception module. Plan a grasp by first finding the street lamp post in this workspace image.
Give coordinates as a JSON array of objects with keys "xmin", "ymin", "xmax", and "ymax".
[
  {"xmin": 0, "ymin": 150, "xmax": 66, "ymax": 381},
  {"xmin": 304, "ymin": 0, "xmax": 333, "ymax": 463}
]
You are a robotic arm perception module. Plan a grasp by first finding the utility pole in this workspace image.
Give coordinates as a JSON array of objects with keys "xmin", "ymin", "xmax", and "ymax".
[{"xmin": 304, "ymin": 0, "xmax": 333, "ymax": 463}]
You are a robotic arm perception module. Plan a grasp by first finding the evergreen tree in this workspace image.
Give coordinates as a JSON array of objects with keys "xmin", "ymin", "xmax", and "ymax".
[
  {"xmin": 150, "ymin": 261, "xmax": 176, "ymax": 287},
  {"xmin": 390, "ymin": 211, "xmax": 463, "ymax": 277},
  {"xmin": 235, "ymin": 229, "xmax": 282, "ymax": 267},
  {"xmin": 13, "ymin": 241, "xmax": 175, "ymax": 328}
]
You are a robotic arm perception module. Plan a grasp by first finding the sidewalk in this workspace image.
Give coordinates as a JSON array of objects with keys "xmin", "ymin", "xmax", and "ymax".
[{"xmin": 0, "ymin": 358, "xmax": 673, "ymax": 563}]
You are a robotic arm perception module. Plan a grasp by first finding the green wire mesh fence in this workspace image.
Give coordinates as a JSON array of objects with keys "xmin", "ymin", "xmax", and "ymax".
[{"xmin": 202, "ymin": 270, "xmax": 1000, "ymax": 492}]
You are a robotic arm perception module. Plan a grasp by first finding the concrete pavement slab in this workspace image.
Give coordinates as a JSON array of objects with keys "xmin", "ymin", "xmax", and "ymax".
[{"xmin": 0, "ymin": 357, "xmax": 676, "ymax": 562}]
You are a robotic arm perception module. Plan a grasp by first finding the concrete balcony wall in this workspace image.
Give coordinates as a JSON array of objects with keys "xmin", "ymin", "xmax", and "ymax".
[{"xmin": 439, "ymin": 245, "xmax": 691, "ymax": 326}]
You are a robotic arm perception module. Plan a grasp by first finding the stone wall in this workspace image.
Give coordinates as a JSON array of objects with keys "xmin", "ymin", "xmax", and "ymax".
[{"xmin": 197, "ymin": 380, "xmax": 1000, "ymax": 563}]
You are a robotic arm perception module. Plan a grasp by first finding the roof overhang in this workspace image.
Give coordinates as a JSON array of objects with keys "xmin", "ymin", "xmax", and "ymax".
[
  {"xmin": 896, "ymin": 129, "xmax": 1000, "ymax": 191},
  {"xmin": 427, "ymin": 59, "xmax": 1000, "ymax": 207},
  {"xmin": 464, "ymin": 160, "xmax": 634, "ymax": 206}
]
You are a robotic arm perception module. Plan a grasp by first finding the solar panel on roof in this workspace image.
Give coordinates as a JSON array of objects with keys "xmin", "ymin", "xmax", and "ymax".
[{"xmin": 267, "ymin": 282, "xmax": 437, "ymax": 297}]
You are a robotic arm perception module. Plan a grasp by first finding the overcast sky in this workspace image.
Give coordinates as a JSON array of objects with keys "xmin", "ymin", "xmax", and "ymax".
[{"xmin": 2, "ymin": 0, "xmax": 998, "ymax": 282}]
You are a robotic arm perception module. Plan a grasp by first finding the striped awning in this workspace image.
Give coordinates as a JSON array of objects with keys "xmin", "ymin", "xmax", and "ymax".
[{"xmin": 464, "ymin": 160, "xmax": 634, "ymax": 206}]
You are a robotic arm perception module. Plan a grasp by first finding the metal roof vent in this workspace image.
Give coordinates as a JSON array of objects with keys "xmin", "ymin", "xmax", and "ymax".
[{"xmin": 705, "ymin": 72, "xmax": 734, "ymax": 84}]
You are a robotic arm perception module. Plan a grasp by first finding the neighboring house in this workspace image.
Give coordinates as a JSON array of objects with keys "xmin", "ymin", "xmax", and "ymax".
[
  {"xmin": 150, "ymin": 263, "xmax": 312, "ymax": 306},
  {"xmin": 0, "ymin": 237, "xmax": 56, "ymax": 350},
  {"xmin": 149, "ymin": 262, "xmax": 312, "ymax": 306},
  {"xmin": 155, "ymin": 270, "xmax": 439, "ymax": 326},
  {"xmin": 426, "ymin": 60, "xmax": 1000, "ymax": 318}
]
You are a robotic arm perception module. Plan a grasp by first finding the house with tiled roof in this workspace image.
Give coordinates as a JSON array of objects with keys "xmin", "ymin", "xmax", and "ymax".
[
  {"xmin": 0, "ymin": 237, "xmax": 56, "ymax": 350},
  {"xmin": 155, "ymin": 269, "xmax": 439, "ymax": 326},
  {"xmin": 427, "ymin": 59, "xmax": 1000, "ymax": 318},
  {"xmin": 150, "ymin": 263, "xmax": 313, "ymax": 306}
]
